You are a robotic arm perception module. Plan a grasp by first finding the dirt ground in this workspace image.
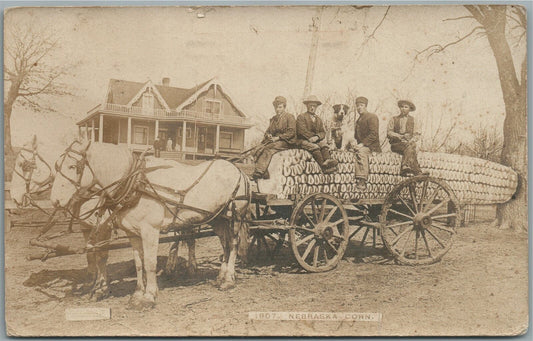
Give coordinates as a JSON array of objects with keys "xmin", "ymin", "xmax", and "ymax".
[{"xmin": 4, "ymin": 208, "xmax": 529, "ymax": 337}]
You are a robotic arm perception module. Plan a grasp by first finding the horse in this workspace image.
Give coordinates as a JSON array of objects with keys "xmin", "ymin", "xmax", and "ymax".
[
  {"xmin": 10, "ymin": 136, "xmax": 203, "ymax": 300},
  {"xmin": 10, "ymin": 136, "xmax": 115, "ymax": 299},
  {"xmin": 50, "ymin": 140, "xmax": 251, "ymax": 309}
]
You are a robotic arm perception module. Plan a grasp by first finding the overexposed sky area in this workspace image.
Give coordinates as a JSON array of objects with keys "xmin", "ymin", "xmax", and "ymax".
[{"xmin": 5, "ymin": 5, "xmax": 525, "ymax": 148}]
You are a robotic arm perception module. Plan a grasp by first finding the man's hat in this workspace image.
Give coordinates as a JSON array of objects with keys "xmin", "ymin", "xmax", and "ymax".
[
  {"xmin": 272, "ymin": 96, "xmax": 287, "ymax": 106},
  {"xmin": 333, "ymin": 104, "xmax": 350, "ymax": 114},
  {"xmin": 303, "ymin": 95, "xmax": 322, "ymax": 106},
  {"xmin": 398, "ymin": 100, "xmax": 416, "ymax": 111},
  {"xmin": 355, "ymin": 96, "xmax": 368, "ymax": 106}
]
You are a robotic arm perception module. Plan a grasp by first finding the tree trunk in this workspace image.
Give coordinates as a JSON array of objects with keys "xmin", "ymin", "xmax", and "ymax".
[
  {"xmin": 481, "ymin": 10, "xmax": 528, "ymax": 232},
  {"xmin": 4, "ymin": 78, "xmax": 20, "ymax": 156}
]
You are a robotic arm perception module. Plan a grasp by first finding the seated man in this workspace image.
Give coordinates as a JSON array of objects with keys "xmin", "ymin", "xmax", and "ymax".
[
  {"xmin": 387, "ymin": 100, "xmax": 425, "ymax": 176},
  {"xmin": 252, "ymin": 96, "xmax": 296, "ymax": 180},
  {"xmin": 354, "ymin": 96, "xmax": 381, "ymax": 190},
  {"xmin": 296, "ymin": 95, "xmax": 338, "ymax": 173}
]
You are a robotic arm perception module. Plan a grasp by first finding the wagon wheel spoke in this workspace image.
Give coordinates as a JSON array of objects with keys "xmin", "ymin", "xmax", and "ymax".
[
  {"xmin": 422, "ymin": 187, "xmax": 440, "ymax": 213},
  {"xmin": 419, "ymin": 179, "xmax": 429, "ymax": 211},
  {"xmin": 391, "ymin": 226, "xmax": 413, "ymax": 247},
  {"xmin": 398, "ymin": 229, "xmax": 414, "ymax": 257},
  {"xmin": 311, "ymin": 200, "xmax": 319, "ymax": 222},
  {"xmin": 425, "ymin": 199, "xmax": 447, "ymax": 216},
  {"xmin": 301, "ymin": 239, "xmax": 316, "ymax": 260},
  {"xmin": 301, "ymin": 212, "xmax": 317, "ymax": 230},
  {"xmin": 318, "ymin": 198, "xmax": 327, "ymax": 223},
  {"xmin": 430, "ymin": 222, "xmax": 455, "ymax": 234},
  {"xmin": 431, "ymin": 213, "xmax": 457, "ymax": 221},
  {"xmin": 408, "ymin": 183, "xmax": 419, "ymax": 214},
  {"xmin": 323, "ymin": 239, "xmax": 339, "ymax": 255},
  {"xmin": 388, "ymin": 208, "xmax": 414, "ymax": 220},
  {"xmin": 294, "ymin": 226, "xmax": 316, "ymax": 234},
  {"xmin": 386, "ymin": 220, "xmax": 413, "ymax": 231},
  {"xmin": 414, "ymin": 230, "xmax": 419, "ymax": 260},
  {"xmin": 323, "ymin": 206, "xmax": 338, "ymax": 224},
  {"xmin": 398, "ymin": 195, "xmax": 416, "ymax": 217},
  {"xmin": 425, "ymin": 227, "xmax": 447, "ymax": 249},
  {"xmin": 313, "ymin": 244, "xmax": 319, "ymax": 267},
  {"xmin": 295, "ymin": 233, "xmax": 315, "ymax": 247},
  {"xmin": 421, "ymin": 230, "xmax": 433, "ymax": 258}
]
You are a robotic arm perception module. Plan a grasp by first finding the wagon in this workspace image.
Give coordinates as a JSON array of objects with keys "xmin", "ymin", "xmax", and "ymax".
[
  {"xmin": 20, "ymin": 147, "xmax": 517, "ymax": 274},
  {"xmin": 246, "ymin": 174, "xmax": 460, "ymax": 272}
]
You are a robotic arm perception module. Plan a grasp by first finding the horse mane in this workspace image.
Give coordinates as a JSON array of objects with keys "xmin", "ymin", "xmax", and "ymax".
[{"xmin": 86, "ymin": 143, "xmax": 133, "ymax": 187}]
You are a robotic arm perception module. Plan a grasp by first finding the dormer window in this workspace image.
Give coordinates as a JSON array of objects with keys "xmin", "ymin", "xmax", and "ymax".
[
  {"xmin": 204, "ymin": 99, "xmax": 222, "ymax": 115},
  {"xmin": 142, "ymin": 90, "xmax": 154, "ymax": 109}
]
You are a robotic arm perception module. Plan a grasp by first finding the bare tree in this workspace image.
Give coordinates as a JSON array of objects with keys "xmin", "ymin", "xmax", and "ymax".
[
  {"xmin": 461, "ymin": 125, "xmax": 504, "ymax": 163},
  {"xmin": 4, "ymin": 23, "xmax": 76, "ymax": 154},
  {"xmin": 413, "ymin": 5, "xmax": 527, "ymax": 231}
]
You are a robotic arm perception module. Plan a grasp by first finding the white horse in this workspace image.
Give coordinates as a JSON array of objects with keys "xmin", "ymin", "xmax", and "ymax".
[
  {"xmin": 10, "ymin": 136, "xmax": 113, "ymax": 299},
  {"xmin": 50, "ymin": 140, "xmax": 250, "ymax": 309},
  {"xmin": 10, "ymin": 136, "xmax": 202, "ymax": 300}
]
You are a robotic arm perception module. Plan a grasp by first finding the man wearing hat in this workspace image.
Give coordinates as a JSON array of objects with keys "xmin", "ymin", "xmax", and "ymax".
[
  {"xmin": 252, "ymin": 96, "xmax": 297, "ymax": 180},
  {"xmin": 387, "ymin": 100, "xmax": 424, "ymax": 176},
  {"xmin": 353, "ymin": 96, "xmax": 381, "ymax": 190},
  {"xmin": 296, "ymin": 95, "xmax": 338, "ymax": 173}
]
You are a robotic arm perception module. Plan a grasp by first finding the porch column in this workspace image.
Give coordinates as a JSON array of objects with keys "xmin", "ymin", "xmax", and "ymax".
[
  {"xmin": 91, "ymin": 119, "xmax": 95, "ymax": 141},
  {"xmin": 99, "ymin": 114, "xmax": 104, "ymax": 143},
  {"xmin": 215, "ymin": 124, "xmax": 220, "ymax": 153},
  {"xmin": 85, "ymin": 123, "xmax": 88, "ymax": 140},
  {"xmin": 127, "ymin": 117, "xmax": 132, "ymax": 146},
  {"xmin": 182, "ymin": 121, "xmax": 187, "ymax": 159},
  {"xmin": 155, "ymin": 120, "xmax": 159, "ymax": 139}
]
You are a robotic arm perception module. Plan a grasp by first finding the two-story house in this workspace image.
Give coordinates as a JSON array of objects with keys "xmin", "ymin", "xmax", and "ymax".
[{"xmin": 77, "ymin": 77, "xmax": 252, "ymax": 159}]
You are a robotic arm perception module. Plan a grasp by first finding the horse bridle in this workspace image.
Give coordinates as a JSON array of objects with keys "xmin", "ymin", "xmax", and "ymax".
[
  {"xmin": 13, "ymin": 147, "xmax": 54, "ymax": 199},
  {"xmin": 55, "ymin": 140, "xmax": 98, "ymax": 193}
]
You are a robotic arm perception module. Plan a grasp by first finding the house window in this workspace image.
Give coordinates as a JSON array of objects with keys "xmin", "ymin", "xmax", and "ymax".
[
  {"xmin": 220, "ymin": 132, "xmax": 233, "ymax": 149},
  {"xmin": 177, "ymin": 127, "xmax": 192, "ymax": 139},
  {"xmin": 142, "ymin": 92, "xmax": 154, "ymax": 109},
  {"xmin": 134, "ymin": 126, "xmax": 149, "ymax": 144},
  {"xmin": 204, "ymin": 99, "xmax": 222, "ymax": 115}
]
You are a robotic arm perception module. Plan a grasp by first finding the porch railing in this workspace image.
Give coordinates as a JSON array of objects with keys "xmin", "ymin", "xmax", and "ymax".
[{"xmin": 99, "ymin": 103, "xmax": 249, "ymax": 125}]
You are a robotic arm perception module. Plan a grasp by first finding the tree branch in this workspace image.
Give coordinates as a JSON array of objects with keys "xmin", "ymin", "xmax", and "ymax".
[
  {"xmin": 355, "ymin": 6, "xmax": 390, "ymax": 60},
  {"xmin": 443, "ymin": 16, "xmax": 475, "ymax": 22},
  {"xmin": 414, "ymin": 26, "xmax": 484, "ymax": 61}
]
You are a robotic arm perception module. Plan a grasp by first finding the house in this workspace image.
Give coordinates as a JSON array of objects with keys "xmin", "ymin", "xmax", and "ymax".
[{"xmin": 77, "ymin": 77, "xmax": 252, "ymax": 159}]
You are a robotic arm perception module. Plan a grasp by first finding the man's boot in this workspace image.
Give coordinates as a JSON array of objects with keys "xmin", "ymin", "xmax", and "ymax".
[
  {"xmin": 321, "ymin": 147, "xmax": 338, "ymax": 169},
  {"xmin": 312, "ymin": 149, "xmax": 325, "ymax": 168}
]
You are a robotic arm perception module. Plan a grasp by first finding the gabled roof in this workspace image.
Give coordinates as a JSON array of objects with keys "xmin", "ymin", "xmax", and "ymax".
[{"xmin": 105, "ymin": 78, "xmax": 216, "ymax": 110}]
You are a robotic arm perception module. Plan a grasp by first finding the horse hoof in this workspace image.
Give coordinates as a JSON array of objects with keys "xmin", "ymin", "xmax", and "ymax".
[
  {"xmin": 218, "ymin": 281, "xmax": 235, "ymax": 291},
  {"xmin": 127, "ymin": 295, "xmax": 155, "ymax": 311}
]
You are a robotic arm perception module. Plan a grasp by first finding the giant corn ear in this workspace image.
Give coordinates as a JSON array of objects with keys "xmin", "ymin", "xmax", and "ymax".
[{"xmin": 257, "ymin": 150, "xmax": 518, "ymax": 204}]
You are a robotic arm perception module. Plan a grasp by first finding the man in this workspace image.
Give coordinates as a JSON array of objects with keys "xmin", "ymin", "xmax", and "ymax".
[
  {"xmin": 252, "ymin": 96, "xmax": 296, "ymax": 180},
  {"xmin": 353, "ymin": 96, "xmax": 381, "ymax": 190},
  {"xmin": 387, "ymin": 100, "xmax": 425, "ymax": 176},
  {"xmin": 153, "ymin": 137, "xmax": 161, "ymax": 157},
  {"xmin": 296, "ymin": 95, "xmax": 338, "ymax": 173},
  {"xmin": 166, "ymin": 137, "xmax": 173, "ymax": 152}
]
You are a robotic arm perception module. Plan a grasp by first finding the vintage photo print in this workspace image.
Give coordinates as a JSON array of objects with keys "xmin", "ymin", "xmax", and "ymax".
[{"xmin": 4, "ymin": 4, "xmax": 528, "ymax": 336}]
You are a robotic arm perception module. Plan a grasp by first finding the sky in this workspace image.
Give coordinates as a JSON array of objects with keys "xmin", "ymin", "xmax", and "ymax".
[{"xmin": 4, "ymin": 5, "xmax": 526, "ymax": 150}]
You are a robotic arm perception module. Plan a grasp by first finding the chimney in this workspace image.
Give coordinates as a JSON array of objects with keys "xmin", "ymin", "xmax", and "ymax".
[{"xmin": 162, "ymin": 77, "xmax": 170, "ymax": 86}]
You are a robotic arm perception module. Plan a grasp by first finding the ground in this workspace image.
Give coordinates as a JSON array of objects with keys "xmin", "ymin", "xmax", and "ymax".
[{"xmin": 4, "ymin": 208, "xmax": 528, "ymax": 337}]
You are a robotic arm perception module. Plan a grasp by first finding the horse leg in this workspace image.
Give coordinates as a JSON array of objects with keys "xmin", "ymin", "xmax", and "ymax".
[
  {"xmin": 221, "ymin": 226, "xmax": 238, "ymax": 290},
  {"xmin": 164, "ymin": 242, "xmax": 180, "ymax": 276},
  {"xmin": 127, "ymin": 236, "xmax": 146, "ymax": 310},
  {"xmin": 91, "ymin": 225, "xmax": 112, "ymax": 301},
  {"xmin": 81, "ymin": 229, "xmax": 97, "ymax": 291},
  {"xmin": 138, "ymin": 223, "xmax": 160, "ymax": 309},
  {"xmin": 213, "ymin": 223, "xmax": 229, "ymax": 287},
  {"xmin": 186, "ymin": 239, "xmax": 197, "ymax": 277}
]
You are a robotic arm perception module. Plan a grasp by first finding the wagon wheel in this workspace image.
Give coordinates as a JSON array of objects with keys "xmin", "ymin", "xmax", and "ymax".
[
  {"xmin": 380, "ymin": 175, "xmax": 461, "ymax": 265},
  {"xmin": 289, "ymin": 193, "xmax": 350, "ymax": 272},
  {"xmin": 247, "ymin": 229, "xmax": 287, "ymax": 261},
  {"xmin": 348, "ymin": 205, "xmax": 381, "ymax": 248}
]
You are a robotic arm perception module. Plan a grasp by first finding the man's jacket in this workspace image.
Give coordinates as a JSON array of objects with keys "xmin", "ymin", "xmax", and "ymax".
[
  {"xmin": 296, "ymin": 112, "xmax": 326, "ymax": 141},
  {"xmin": 354, "ymin": 112, "xmax": 381, "ymax": 152}
]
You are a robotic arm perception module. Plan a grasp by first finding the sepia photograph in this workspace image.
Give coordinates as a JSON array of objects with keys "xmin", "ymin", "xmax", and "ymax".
[{"xmin": 3, "ymin": 4, "xmax": 528, "ymax": 337}]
